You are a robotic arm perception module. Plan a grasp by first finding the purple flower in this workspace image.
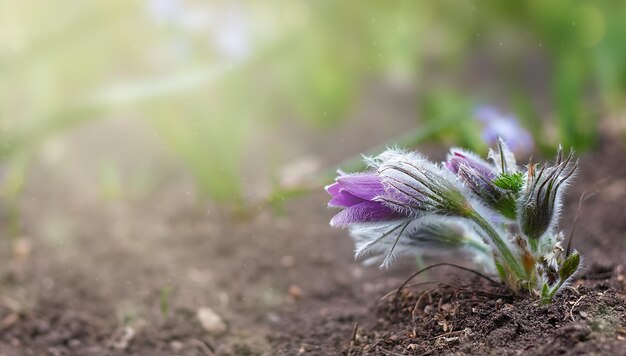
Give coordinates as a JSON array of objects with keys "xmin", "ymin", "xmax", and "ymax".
[
  {"xmin": 326, "ymin": 149, "xmax": 485, "ymax": 268},
  {"xmin": 445, "ymin": 147, "xmax": 518, "ymax": 219},
  {"xmin": 327, "ymin": 149, "xmax": 474, "ymax": 227},
  {"xmin": 474, "ymin": 106, "xmax": 534, "ymax": 155},
  {"xmin": 445, "ymin": 148, "xmax": 498, "ymax": 199},
  {"xmin": 326, "ymin": 173, "xmax": 402, "ymax": 226},
  {"xmin": 446, "ymin": 149, "xmax": 496, "ymax": 180}
]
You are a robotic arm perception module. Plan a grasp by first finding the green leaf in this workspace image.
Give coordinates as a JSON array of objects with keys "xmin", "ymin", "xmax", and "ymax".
[
  {"xmin": 493, "ymin": 172, "xmax": 525, "ymax": 192},
  {"xmin": 558, "ymin": 251, "xmax": 581, "ymax": 281}
]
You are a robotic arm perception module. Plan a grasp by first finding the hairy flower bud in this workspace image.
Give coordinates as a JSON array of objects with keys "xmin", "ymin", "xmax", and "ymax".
[
  {"xmin": 326, "ymin": 149, "xmax": 477, "ymax": 227},
  {"xmin": 519, "ymin": 148, "xmax": 577, "ymax": 243},
  {"xmin": 374, "ymin": 149, "xmax": 473, "ymax": 218},
  {"xmin": 445, "ymin": 148, "xmax": 517, "ymax": 219}
]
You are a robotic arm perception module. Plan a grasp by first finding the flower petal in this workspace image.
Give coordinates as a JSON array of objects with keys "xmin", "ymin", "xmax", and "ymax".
[
  {"xmin": 328, "ymin": 189, "xmax": 367, "ymax": 207},
  {"xmin": 446, "ymin": 149, "xmax": 495, "ymax": 179},
  {"xmin": 336, "ymin": 173, "xmax": 385, "ymax": 200},
  {"xmin": 325, "ymin": 182, "xmax": 341, "ymax": 196},
  {"xmin": 330, "ymin": 201, "xmax": 401, "ymax": 226}
]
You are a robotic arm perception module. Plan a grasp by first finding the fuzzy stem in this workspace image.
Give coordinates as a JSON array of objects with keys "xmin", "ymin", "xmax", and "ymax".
[{"xmin": 468, "ymin": 212, "xmax": 526, "ymax": 280}]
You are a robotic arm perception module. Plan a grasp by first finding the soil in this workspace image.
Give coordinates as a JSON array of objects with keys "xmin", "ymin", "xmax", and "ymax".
[{"xmin": 0, "ymin": 104, "xmax": 625, "ymax": 355}]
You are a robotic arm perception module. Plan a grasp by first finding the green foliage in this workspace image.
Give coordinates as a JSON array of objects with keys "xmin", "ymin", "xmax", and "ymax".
[
  {"xmin": 419, "ymin": 92, "xmax": 483, "ymax": 152},
  {"xmin": 559, "ymin": 252, "xmax": 581, "ymax": 281},
  {"xmin": 493, "ymin": 172, "xmax": 525, "ymax": 192}
]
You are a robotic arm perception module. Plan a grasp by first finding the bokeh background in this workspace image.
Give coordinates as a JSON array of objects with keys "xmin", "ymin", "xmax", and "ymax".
[
  {"xmin": 1, "ymin": 1, "xmax": 626, "ymax": 353},
  {"xmin": 2, "ymin": 0, "xmax": 626, "ymax": 212}
]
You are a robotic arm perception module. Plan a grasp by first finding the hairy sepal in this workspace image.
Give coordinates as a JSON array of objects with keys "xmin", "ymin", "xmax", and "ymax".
[
  {"xmin": 518, "ymin": 149, "xmax": 577, "ymax": 246},
  {"xmin": 349, "ymin": 216, "xmax": 490, "ymax": 269},
  {"xmin": 488, "ymin": 138, "xmax": 518, "ymax": 175},
  {"xmin": 375, "ymin": 149, "xmax": 473, "ymax": 218}
]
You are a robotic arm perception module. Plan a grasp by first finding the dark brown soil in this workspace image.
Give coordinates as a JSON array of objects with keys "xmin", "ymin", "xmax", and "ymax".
[
  {"xmin": 269, "ymin": 137, "xmax": 626, "ymax": 356},
  {"xmin": 0, "ymin": 111, "xmax": 625, "ymax": 355},
  {"xmin": 341, "ymin": 271, "xmax": 625, "ymax": 355}
]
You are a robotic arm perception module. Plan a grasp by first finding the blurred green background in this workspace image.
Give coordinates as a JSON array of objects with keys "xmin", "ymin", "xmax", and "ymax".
[{"xmin": 1, "ymin": 0, "xmax": 626, "ymax": 216}]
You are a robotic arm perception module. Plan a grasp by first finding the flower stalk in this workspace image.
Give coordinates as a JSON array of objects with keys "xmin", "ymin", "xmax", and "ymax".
[{"xmin": 466, "ymin": 211, "xmax": 526, "ymax": 280}]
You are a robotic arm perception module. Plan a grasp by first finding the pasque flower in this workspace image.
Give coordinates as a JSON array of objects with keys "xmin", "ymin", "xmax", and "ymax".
[
  {"xmin": 328, "ymin": 150, "xmax": 474, "ymax": 224},
  {"xmin": 327, "ymin": 141, "xmax": 581, "ymax": 304}
]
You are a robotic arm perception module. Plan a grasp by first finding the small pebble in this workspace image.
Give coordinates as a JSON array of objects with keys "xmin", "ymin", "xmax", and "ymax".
[
  {"xmin": 197, "ymin": 307, "xmax": 227, "ymax": 336},
  {"xmin": 170, "ymin": 340, "xmax": 184, "ymax": 351},
  {"xmin": 579, "ymin": 311, "xmax": 588, "ymax": 318},
  {"xmin": 13, "ymin": 238, "xmax": 32, "ymax": 260},
  {"xmin": 267, "ymin": 312, "xmax": 281, "ymax": 324},
  {"xmin": 351, "ymin": 267, "xmax": 364, "ymax": 279},
  {"xmin": 288, "ymin": 285, "xmax": 303, "ymax": 300}
]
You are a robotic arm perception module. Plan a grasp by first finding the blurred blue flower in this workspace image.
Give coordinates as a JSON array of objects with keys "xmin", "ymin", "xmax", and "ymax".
[
  {"xmin": 145, "ymin": 0, "xmax": 251, "ymax": 63},
  {"xmin": 474, "ymin": 106, "xmax": 534, "ymax": 155},
  {"xmin": 211, "ymin": 9, "xmax": 251, "ymax": 62},
  {"xmin": 146, "ymin": 0, "xmax": 182, "ymax": 25}
]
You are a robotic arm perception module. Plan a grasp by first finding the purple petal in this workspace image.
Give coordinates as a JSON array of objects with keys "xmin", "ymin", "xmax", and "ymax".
[
  {"xmin": 457, "ymin": 164, "xmax": 494, "ymax": 193},
  {"xmin": 328, "ymin": 189, "xmax": 367, "ymax": 207},
  {"xmin": 326, "ymin": 181, "xmax": 367, "ymax": 207},
  {"xmin": 325, "ymin": 182, "xmax": 341, "ymax": 196},
  {"xmin": 336, "ymin": 173, "xmax": 385, "ymax": 200},
  {"xmin": 447, "ymin": 151, "xmax": 495, "ymax": 179},
  {"xmin": 445, "ymin": 160, "xmax": 457, "ymax": 174},
  {"xmin": 330, "ymin": 201, "xmax": 402, "ymax": 226}
]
